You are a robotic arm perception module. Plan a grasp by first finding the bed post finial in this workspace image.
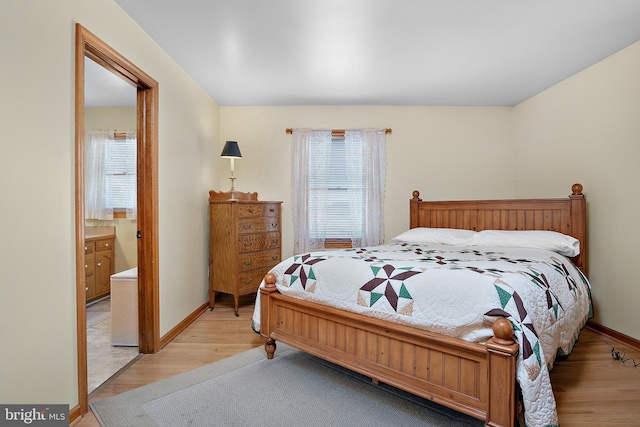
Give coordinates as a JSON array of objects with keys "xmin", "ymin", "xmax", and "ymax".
[
  {"xmin": 264, "ymin": 273, "xmax": 277, "ymax": 292},
  {"xmin": 410, "ymin": 191, "xmax": 421, "ymax": 228},
  {"xmin": 571, "ymin": 183, "xmax": 583, "ymax": 196},
  {"xmin": 491, "ymin": 318, "xmax": 515, "ymax": 346}
]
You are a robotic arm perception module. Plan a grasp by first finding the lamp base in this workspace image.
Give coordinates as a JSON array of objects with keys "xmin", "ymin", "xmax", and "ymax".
[{"xmin": 228, "ymin": 175, "xmax": 237, "ymax": 201}]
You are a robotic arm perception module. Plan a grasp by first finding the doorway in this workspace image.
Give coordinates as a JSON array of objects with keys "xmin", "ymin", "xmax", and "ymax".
[
  {"xmin": 75, "ymin": 24, "xmax": 159, "ymax": 416},
  {"xmin": 83, "ymin": 61, "xmax": 138, "ymax": 393}
]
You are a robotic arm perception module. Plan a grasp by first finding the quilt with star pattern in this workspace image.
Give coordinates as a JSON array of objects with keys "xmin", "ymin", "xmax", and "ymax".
[{"xmin": 252, "ymin": 242, "xmax": 592, "ymax": 427}]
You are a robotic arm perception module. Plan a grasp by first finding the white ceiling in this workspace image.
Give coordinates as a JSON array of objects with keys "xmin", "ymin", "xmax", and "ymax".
[
  {"xmin": 85, "ymin": 57, "xmax": 137, "ymax": 108},
  {"xmin": 93, "ymin": 0, "xmax": 640, "ymax": 107}
]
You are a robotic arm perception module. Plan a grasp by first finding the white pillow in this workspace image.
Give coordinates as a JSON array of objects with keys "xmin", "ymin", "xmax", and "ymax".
[
  {"xmin": 392, "ymin": 228, "xmax": 477, "ymax": 246},
  {"xmin": 471, "ymin": 230, "xmax": 580, "ymax": 257}
]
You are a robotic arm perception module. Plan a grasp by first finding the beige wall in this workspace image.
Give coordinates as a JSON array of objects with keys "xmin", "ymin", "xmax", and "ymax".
[
  {"xmin": 85, "ymin": 107, "xmax": 137, "ymax": 130},
  {"xmin": 220, "ymin": 106, "xmax": 515, "ymax": 258},
  {"xmin": 514, "ymin": 40, "xmax": 640, "ymax": 340},
  {"xmin": 85, "ymin": 107, "xmax": 138, "ymax": 272},
  {"xmin": 0, "ymin": 0, "xmax": 219, "ymax": 408}
]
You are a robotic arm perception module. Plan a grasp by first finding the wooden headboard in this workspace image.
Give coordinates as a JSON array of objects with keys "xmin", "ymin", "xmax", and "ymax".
[{"xmin": 409, "ymin": 183, "xmax": 587, "ymax": 275}]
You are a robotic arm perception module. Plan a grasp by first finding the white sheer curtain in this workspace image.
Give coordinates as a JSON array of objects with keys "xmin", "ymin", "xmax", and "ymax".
[
  {"xmin": 291, "ymin": 128, "xmax": 386, "ymax": 253},
  {"xmin": 292, "ymin": 129, "xmax": 332, "ymax": 253},
  {"xmin": 345, "ymin": 129, "xmax": 386, "ymax": 247},
  {"xmin": 85, "ymin": 129, "xmax": 137, "ymax": 220},
  {"xmin": 120, "ymin": 130, "xmax": 137, "ymax": 220},
  {"xmin": 85, "ymin": 130, "xmax": 113, "ymax": 220}
]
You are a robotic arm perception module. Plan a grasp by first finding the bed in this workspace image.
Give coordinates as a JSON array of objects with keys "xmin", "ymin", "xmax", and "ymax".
[{"xmin": 254, "ymin": 184, "xmax": 590, "ymax": 427}]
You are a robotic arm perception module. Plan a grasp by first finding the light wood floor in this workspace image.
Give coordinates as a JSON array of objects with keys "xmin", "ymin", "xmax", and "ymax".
[{"xmin": 75, "ymin": 295, "xmax": 640, "ymax": 426}]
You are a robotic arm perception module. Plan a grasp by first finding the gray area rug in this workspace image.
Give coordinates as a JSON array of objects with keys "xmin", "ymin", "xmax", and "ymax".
[{"xmin": 91, "ymin": 344, "xmax": 483, "ymax": 427}]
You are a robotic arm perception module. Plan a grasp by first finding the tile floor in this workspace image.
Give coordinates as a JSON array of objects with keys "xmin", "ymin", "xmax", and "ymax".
[{"xmin": 86, "ymin": 297, "xmax": 139, "ymax": 394}]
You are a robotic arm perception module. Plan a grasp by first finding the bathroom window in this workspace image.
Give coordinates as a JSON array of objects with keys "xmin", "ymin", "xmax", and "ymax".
[{"xmin": 85, "ymin": 130, "xmax": 137, "ymax": 220}]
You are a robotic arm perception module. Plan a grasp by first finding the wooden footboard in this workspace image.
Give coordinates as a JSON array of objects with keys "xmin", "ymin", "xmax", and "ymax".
[{"xmin": 260, "ymin": 273, "xmax": 519, "ymax": 427}]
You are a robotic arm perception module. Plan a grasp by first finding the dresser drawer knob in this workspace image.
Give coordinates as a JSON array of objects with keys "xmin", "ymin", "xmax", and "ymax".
[
  {"xmin": 243, "ymin": 260, "xmax": 253, "ymax": 266},
  {"xmin": 269, "ymin": 208, "xmax": 275, "ymax": 213},
  {"xmin": 272, "ymin": 239, "xmax": 279, "ymax": 244},
  {"xmin": 242, "ymin": 224, "xmax": 252, "ymax": 229},
  {"xmin": 272, "ymin": 256, "xmax": 278, "ymax": 260},
  {"xmin": 244, "ymin": 242, "xmax": 253, "ymax": 247},
  {"xmin": 248, "ymin": 208, "xmax": 255, "ymax": 213},
  {"xmin": 242, "ymin": 278, "xmax": 253, "ymax": 285},
  {"xmin": 104, "ymin": 243, "xmax": 109, "ymax": 247},
  {"xmin": 97, "ymin": 262, "xmax": 102, "ymax": 267},
  {"xmin": 85, "ymin": 264, "xmax": 88, "ymax": 269},
  {"xmin": 271, "ymin": 223, "xmax": 278, "ymax": 227}
]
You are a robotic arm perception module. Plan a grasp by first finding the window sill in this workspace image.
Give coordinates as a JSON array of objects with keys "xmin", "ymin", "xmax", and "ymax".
[{"xmin": 324, "ymin": 239, "xmax": 353, "ymax": 249}]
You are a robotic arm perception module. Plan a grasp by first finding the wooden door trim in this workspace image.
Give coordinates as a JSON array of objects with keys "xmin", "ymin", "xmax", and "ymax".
[{"xmin": 75, "ymin": 23, "xmax": 159, "ymax": 416}]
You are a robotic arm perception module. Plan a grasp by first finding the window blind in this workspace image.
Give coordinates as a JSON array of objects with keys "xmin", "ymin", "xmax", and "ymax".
[
  {"xmin": 307, "ymin": 136, "xmax": 363, "ymax": 239},
  {"xmin": 105, "ymin": 138, "xmax": 136, "ymax": 209}
]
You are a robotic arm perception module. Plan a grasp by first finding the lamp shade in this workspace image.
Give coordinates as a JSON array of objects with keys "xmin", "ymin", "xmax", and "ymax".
[{"xmin": 220, "ymin": 141, "xmax": 242, "ymax": 158}]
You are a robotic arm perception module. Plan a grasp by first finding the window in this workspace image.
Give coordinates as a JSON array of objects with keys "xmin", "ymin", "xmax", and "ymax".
[
  {"xmin": 104, "ymin": 137, "xmax": 136, "ymax": 213},
  {"xmin": 308, "ymin": 134, "xmax": 362, "ymax": 243},
  {"xmin": 292, "ymin": 129, "xmax": 386, "ymax": 253},
  {"xmin": 85, "ymin": 130, "xmax": 137, "ymax": 220}
]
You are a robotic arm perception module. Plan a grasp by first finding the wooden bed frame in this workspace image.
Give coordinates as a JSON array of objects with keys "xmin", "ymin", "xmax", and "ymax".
[{"xmin": 260, "ymin": 184, "xmax": 587, "ymax": 427}]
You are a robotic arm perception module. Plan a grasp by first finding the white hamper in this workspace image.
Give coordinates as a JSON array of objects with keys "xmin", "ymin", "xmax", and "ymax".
[{"xmin": 110, "ymin": 267, "xmax": 138, "ymax": 346}]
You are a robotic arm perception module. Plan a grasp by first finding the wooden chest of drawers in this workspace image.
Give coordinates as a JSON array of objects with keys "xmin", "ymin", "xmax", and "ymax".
[{"xmin": 209, "ymin": 191, "xmax": 282, "ymax": 316}]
